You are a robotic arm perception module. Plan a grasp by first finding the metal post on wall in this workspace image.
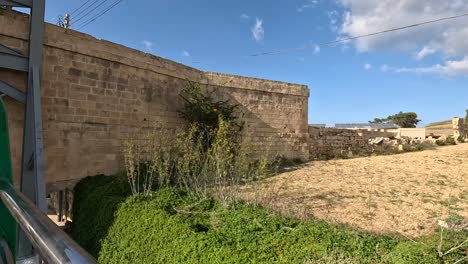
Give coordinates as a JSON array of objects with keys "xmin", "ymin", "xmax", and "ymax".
[{"xmin": 0, "ymin": 0, "xmax": 47, "ymax": 261}]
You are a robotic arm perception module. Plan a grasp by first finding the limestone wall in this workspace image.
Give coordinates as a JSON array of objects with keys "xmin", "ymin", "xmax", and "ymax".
[
  {"xmin": 308, "ymin": 127, "xmax": 368, "ymax": 160},
  {"xmin": 0, "ymin": 11, "xmax": 309, "ymax": 189},
  {"xmin": 355, "ymin": 129, "xmax": 396, "ymax": 140},
  {"xmin": 452, "ymin": 118, "xmax": 464, "ymax": 138},
  {"xmin": 426, "ymin": 117, "xmax": 465, "ymax": 138},
  {"xmin": 306, "ymin": 126, "xmax": 401, "ymax": 160},
  {"xmin": 396, "ymin": 128, "xmax": 426, "ymax": 139}
]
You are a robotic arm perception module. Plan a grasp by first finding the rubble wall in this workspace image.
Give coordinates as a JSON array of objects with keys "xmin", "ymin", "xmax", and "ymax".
[{"xmin": 308, "ymin": 127, "xmax": 368, "ymax": 160}]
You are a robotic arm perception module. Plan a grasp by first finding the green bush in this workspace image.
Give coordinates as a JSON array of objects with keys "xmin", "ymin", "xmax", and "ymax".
[
  {"xmin": 446, "ymin": 136, "xmax": 456, "ymax": 145},
  {"xmin": 123, "ymin": 118, "xmax": 277, "ymax": 200},
  {"xmin": 70, "ymin": 174, "xmax": 130, "ymax": 257},
  {"xmin": 436, "ymin": 136, "xmax": 460, "ymax": 146},
  {"xmin": 414, "ymin": 142, "xmax": 436, "ymax": 151},
  {"xmin": 178, "ymin": 82, "xmax": 241, "ymax": 133},
  {"xmin": 123, "ymin": 83, "xmax": 279, "ymax": 199},
  {"xmin": 311, "ymin": 141, "xmax": 438, "ymax": 161},
  {"xmin": 399, "ymin": 143, "xmax": 436, "ymax": 152},
  {"xmin": 71, "ymin": 175, "xmax": 468, "ymax": 264}
]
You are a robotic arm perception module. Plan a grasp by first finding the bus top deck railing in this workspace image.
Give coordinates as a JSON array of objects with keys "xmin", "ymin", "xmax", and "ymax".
[{"xmin": 0, "ymin": 179, "xmax": 97, "ymax": 264}]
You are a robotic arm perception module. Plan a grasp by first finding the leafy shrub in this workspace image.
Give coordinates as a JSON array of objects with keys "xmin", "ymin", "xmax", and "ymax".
[
  {"xmin": 414, "ymin": 142, "xmax": 436, "ymax": 151},
  {"xmin": 457, "ymin": 136, "xmax": 465, "ymax": 143},
  {"xmin": 436, "ymin": 139, "xmax": 446, "ymax": 146},
  {"xmin": 446, "ymin": 136, "xmax": 456, "ymax": 145},
  {"xmin": 175, "ymin": 118, "xmax": 276, "ymax": 201},
  {"xmin": 399, "ymin": 143, "xmax": 435, "ymax": 152},
  {"xmin": 401, "ymin": 144, "xmax": 415, "ymax": 152},
  {"xmin": 123, "ymin": 83, "xmax": 277, "ymax": 199},
  {"xmin": 71, "ymin": 176, "xmax": 468, "ymax": 264},
  {"xmin": 122, "ymin": 118, "xmax": 276, "ymax": 199},
  {"xmin": 311, "ymin": 141, "xmax": 437, "ymax": 161},
  {"xmin": 70, "ymin": 175, "xmax": 130, "ymax": 257},
  {"xmin": 122, "ymin": 125, "xmax": 179, "ymax": 196},
  {"xmin": 178, "ymin": 82, "xmax": 242, "ymax": 133}
]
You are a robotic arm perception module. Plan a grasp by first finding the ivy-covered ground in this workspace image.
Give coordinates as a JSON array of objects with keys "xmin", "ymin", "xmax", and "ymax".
[{"xmin": 70, "ymin": 175, "xmax": 467, "ymax": 264}]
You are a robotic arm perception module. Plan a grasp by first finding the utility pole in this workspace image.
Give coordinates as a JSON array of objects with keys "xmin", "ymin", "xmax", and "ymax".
[
  {"xmin": 0, "ymin": 0, "xmax": 47, "ymax": 261},
  {"xmin": 64, "ymin": 13, "xmax": 70, "ymax": 29},
  {"xmin": 57, "ymin": 14, "xmax": 70, "ymax": 29}
]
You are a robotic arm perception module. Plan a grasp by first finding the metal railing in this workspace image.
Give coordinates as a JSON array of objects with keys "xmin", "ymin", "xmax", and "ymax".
[{"xmin": 0, "ymin": 179, "xmax": 97, "ymax": 264}]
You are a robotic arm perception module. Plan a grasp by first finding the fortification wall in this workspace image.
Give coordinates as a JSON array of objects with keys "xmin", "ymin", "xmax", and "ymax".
[{"xmin": 0, "ymin": 11, "xmax": 309, "ymax": 190}]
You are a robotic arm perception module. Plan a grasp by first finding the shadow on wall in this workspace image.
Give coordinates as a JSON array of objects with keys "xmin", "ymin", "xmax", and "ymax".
[{"xmin": 203, "ymin": 81, "xmax": 309, "ymax": 160}]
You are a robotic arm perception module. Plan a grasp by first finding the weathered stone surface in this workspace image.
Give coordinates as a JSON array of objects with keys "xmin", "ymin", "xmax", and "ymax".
[
  {"xmin": 426, "ymin": 117, "xmax": 466, "ymax": 138},
  {"xmin": 307, "ymin": 127, "xmax": 398, "ymax": 160},
  {"xmin": 308, "ymin": 127, "xmax": 368, "ymax": 160}
]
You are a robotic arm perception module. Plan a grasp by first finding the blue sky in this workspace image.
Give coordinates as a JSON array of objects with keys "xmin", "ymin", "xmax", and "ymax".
[{"xmin": 43, "ymin": 0, "xmax": 468, "ymax": 126}]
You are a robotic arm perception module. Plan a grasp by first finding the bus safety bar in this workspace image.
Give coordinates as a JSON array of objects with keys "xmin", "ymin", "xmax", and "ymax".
[{"xmin": 0, "ymin": 179, "xmax": 97, "ymax": 264}]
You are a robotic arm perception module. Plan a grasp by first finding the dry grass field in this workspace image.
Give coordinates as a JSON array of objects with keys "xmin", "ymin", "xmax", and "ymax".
[{"xmin": 243, "ymin": 144, "xmax": 468, "ymax": 237}]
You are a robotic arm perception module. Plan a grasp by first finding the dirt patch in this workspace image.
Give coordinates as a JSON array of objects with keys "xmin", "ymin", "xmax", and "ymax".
[{"xmin": 242, "ymin": 144, "xmax": 468, "ymax": 237}]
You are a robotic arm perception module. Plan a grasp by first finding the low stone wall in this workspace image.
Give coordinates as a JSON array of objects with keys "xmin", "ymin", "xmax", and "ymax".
[
  {"xmin": 355, "ymin": 129, "xmax": 396, "ymax": 140},
  {"xmin": 426, "ymin": 128, "xmax": 454, "ymax": 137},
  {"xmin": 308, "ymin": 127, "xmax": 368, "ymax": 160},
  {"xmin": 426, "ymin": 117, "xmax": 465, "ymax": 138}
]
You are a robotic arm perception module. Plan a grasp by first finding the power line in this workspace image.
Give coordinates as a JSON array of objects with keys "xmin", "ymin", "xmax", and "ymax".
[
  {"xmin": 72, "ymin": 0, "xmax": 100, "ymax": 20},
  {"xmin": 72, "ymin": 0, "xmax": 111, "ymax": 26},
  {"xmin": 249, "ymin": 12, "xmax": 468, "ymax": 57},
  {"xmin": 68, "ymin": 7, "xmax": 468, "ymax": 65},
  {"xmin": 76, "ymin": 0, "xmax": 125, "ymax": 30},
  {"xmin": 69, "ymin": 0, "xmax": 94, "ymax": 15},
  {"xmin": 75, "ymin": 0, "xmax": 123, "ymax": 29}
]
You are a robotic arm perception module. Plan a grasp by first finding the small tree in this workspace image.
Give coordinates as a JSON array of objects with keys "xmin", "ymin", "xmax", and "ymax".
[
  {"xmin": 178, "ymin": 82, "xmax": 243, "ymax": 150},
  {"xmin": 178, "ymin": 82, "xmax": 240, "ymax": 132},
  {"xmin": 370, "ymin": 112, "xmax": 420, "ymax": 128}
]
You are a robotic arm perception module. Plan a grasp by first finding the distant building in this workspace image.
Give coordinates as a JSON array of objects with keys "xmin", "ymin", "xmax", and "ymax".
[
  {"xmin": 309, "ymin": 124, "xmax": 326, "ymax": 128},
  {"xmin": 334, "ymin": 123, "xmax": 399, "ymax": 130}
]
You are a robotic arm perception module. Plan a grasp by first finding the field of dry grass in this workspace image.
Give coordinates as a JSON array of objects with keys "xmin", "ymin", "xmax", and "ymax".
[{"xmin": 242, "ymin": 144, "xmax": 468, "ymax": 237}]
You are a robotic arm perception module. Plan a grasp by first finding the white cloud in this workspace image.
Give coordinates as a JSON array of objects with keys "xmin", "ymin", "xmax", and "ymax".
[
  {"xmin": 415, "ymin": 46, "xmax": 436, "ymax": 60},
  {"xmin": 328, "ymin": 10, "xmax": 339, "ymax": 25},
  {"xmin": 251, "ymin": 18, "xmax": 264, "ymax": 43},
  {"xmin": 182, "ymin": 51, "xmax": 190, "ymax": 57},
  {"xmin": 142, "ymin": 40, "xmax": 154, "ymax": 52},
  {"xmin": 337, "ymin": 0, "xmax": 468, "ymax": 57},
  {"xmin": 394, "ymin": 57, "xmax": 468, "ymax": 76},
  {"xmin": 337, "ymin": 0, "xmax": 468, "ymax": 76},
  {"xmin": 380, "ymin": 64, "xmax": 390, "ymax": 72},
  {"xmin": 240, "ymin": 13, "xmax": 250, "ymax": 20},
  {"xmin": 297, "ymin": 0, "xmax": 319, "ymax": 12},
  {"xmin": 364, "ymin": 63, "xmax": 372, "ymax": 70},
  {"xmin": 328, "ymin": 10, "xmax": 340, "ymax": 31},
  {"xmin": 313, "ymin": 44, "xmax": 320, "ymax": 54}
]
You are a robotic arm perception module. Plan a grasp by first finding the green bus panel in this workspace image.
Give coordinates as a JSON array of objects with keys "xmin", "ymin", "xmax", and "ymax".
[{"xmin": 0, "ymin": 98, "xmax": 17, "ymax": 257}]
